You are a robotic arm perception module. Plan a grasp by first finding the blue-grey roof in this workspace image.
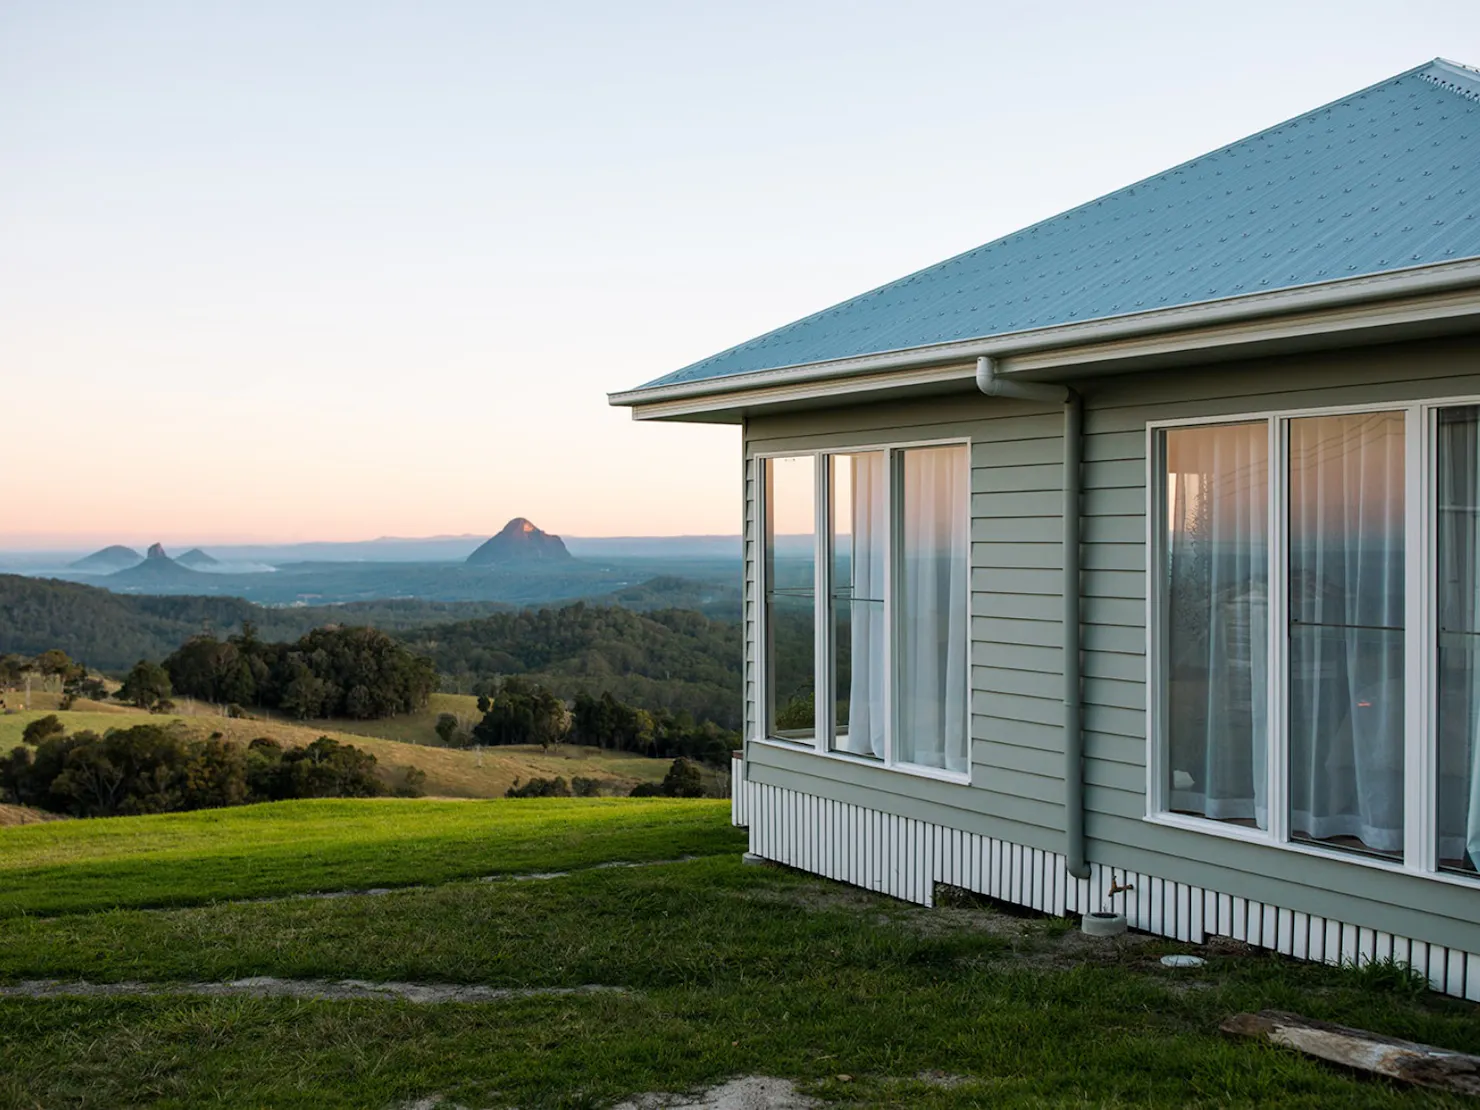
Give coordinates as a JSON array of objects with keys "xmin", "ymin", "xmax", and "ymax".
[{"xmin": 641, "ymin": 59, "xmax": 1480, "ymax": 390}]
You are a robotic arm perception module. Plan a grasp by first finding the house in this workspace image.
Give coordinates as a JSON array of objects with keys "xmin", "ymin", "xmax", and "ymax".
[{"xmin": 609, "ymin": 59, "xmax": 1480, "ymax": 997}]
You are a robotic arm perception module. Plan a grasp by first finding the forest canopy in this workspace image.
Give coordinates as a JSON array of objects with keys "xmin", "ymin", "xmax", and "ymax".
[{"xmin": 164, "ymin": 625, "xmax": 438, "ymax": 720}]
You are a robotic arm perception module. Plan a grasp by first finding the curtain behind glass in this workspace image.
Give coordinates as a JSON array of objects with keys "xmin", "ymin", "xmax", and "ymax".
[
  {"xmin": 1164, "ymin": 423, "xmax": 1269, "ymax": 826},
  {"xmin": 1437, "ymin": 407, "xmax": 1480, "ymax": 872},
  {"xmin": 1288, "ymin": 412, "xmax": 1406, "ymax": 856},
  {"xmin": 896, "ymin": 445, "xmax": 969, "ymax": 772},
  {"xmin": 835, "ymin": 453, "xmax": 887, "ymax": 758}
]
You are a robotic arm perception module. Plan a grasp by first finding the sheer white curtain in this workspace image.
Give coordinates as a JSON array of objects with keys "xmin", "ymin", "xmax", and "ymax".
[
  {"xmin": 1437, "ymin": 408, "xmax": 1480, "ymax": 870},
  {"xmin": 897, "ymin": 446, "xmax": 969, "ymax": 772},
  {"xmin": 841, "ymin": 453, "xmax": 887, "ymax": 759},
  {"xmin": 1165, "ymin": 424, "xmax": 1269, "ymax": 826},
  {"xmin": 1288, "ymin": 413, "xmax": 1406, "ymax": 855}
]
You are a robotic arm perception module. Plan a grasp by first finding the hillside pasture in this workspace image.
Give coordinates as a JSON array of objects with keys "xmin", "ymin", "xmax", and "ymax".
[{"xmin": 0, "ymin": 706, "xmax": 714, "ymax": 801}]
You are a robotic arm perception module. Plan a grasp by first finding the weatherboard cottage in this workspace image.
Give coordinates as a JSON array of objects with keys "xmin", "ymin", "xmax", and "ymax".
[{"xmin": 611, "ymin": 59, "xmax": 1480, "ymax": 997}]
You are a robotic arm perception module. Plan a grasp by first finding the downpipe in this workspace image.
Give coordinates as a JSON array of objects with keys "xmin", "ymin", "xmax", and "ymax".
[{"xmin": 976, "ymin": 358, "xmax": 1089, "ymax": 881}]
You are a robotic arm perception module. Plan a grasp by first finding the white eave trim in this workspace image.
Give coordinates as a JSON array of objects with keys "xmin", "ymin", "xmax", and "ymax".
[{"xmin": 608, "ymin": 256, "xmax": 1480, "ymax": 415}]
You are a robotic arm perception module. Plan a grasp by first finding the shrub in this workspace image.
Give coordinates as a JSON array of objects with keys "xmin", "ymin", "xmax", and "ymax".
[
  {"xmin": 571, "ymin": 776, "xmax": 603, "ymax": 797},
  {"xmin": 434, "ymin": 712, "xmax": 460, "ymax": 745},
  {"xmin": 660, "ymin": 757, "xmax": 705, "ymax": 798},
  {"xmin": 21, "ymin": 715, "xmax": 64, "ymax": 746},
  {"xmin": 394, "ymin": 766, "xmax": 428, "ymax": 798},
  {"xmin": 4, "ymin": 722, "xmax": 393, "ymax": 816},
  {"xmin": 627, "ymin": 758, "xmax": 707, "ymax": 799},
  {"xmin": 505, "ymin": 775, "xmax": 572, "ymax": 798}
]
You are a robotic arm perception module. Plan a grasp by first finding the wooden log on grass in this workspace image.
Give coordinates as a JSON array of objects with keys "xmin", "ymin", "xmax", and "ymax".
[{"xmin": 1222, "ymin": 1010, "xmax": 1480, "ymax": 1096}]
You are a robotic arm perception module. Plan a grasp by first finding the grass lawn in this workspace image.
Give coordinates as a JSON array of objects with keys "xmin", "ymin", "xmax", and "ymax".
[
  {"xmin": 0, "ymin": 706, "xmax": 718, "ymax": 800},
  {"xmin": 0, "ymin": 802, "xmax": 1478, "ymax": 1107},
  {"xmin": 0, "ymin": 797, "xmax": 740, "ymax": 917}
]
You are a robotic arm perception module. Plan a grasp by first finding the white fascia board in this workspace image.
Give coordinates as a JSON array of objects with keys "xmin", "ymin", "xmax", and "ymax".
[{"xmin": 609, "ymin": 256, "xmax": 1480, "ymax": 419}]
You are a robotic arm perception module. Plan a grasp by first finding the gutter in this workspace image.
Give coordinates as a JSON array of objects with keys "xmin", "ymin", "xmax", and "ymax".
[
  {"xmin": 975, "ymin": 357, "xmax": 1089, "ymax": 882},
  {"xmin": 610, "ymin": 255, "xmax": 1480, "ymax": 410}
]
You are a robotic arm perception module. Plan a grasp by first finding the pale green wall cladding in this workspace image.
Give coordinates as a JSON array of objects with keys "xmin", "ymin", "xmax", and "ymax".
[{"xmin": 743, "ymin": 333, "xmax": 1480, "ymax": 956}]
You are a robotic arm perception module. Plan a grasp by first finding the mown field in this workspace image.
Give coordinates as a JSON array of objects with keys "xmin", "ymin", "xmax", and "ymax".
[
  {"xmin": 1, "ymin": 799, "xmax": 1478, "ymax": 1108},
  {"xmin": 0, "ymin": 704, "xmax": 723, "ymax": 800}
]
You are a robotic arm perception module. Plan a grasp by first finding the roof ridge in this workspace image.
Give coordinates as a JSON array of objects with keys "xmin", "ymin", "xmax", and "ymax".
[{"xmin": 1422, "ymin": 57, "xmax": 1480, "ymax": 102}]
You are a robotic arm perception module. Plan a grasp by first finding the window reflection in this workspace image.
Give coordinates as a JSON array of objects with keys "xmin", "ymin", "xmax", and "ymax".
[{"xmin": 764, "ymin": 456, "xmax": 815, "ymax": 740}]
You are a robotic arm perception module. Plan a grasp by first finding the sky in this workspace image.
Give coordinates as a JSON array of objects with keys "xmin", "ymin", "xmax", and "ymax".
[{"xmin": 4, "ymin": 1, "xmax": 1480, "ymax": 548}]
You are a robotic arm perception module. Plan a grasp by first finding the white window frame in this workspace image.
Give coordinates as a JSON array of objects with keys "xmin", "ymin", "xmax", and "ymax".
[
  {"xmin": 754, "ymin": 437, "xmax": 972, "ymax": 785},
  {"xmin": 1145, "ymin": 393, "xmax": 1480, "ymax": 888}
]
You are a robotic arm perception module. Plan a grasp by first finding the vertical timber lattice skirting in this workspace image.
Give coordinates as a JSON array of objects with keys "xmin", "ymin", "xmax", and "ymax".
[{"xmin": 730, "ymin": 774, "xmax": 1480, "ymax": 1001}]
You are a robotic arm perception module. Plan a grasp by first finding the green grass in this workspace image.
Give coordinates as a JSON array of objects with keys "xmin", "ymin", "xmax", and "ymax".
[
  {"xmin": 0, "ymin": 797, "xmax": 740, "ymax": 917},
  {"xmin": 1, "ymin": 802, "xmax": 1477, "ymax": 1107}
]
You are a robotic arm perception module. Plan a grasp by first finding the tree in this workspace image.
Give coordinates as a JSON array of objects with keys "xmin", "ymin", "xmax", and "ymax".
[
  {"xmin": 115, "ymin": 660, "xmax": 173, "ymax": 711},
  {"xmin": 60, "ymin": 675, "xmax": 108, "ymax": 709},
  {"xmin": 434, "ymin": 713, "xmax": 459, "ymax": 745},
  {"xmin": 22, "ymin": 715, "xmax": 65, "ymax": 746},
  {"xmin": 659, "ymin": 757, "xmax": 705, "ymax": 798},
  {"xmin": 32, "ymin": 649, "xmax": 84, "ymax": 681}
]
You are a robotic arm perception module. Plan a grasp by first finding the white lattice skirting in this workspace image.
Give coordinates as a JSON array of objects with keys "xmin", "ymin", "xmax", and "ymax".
[{"xmin": 732, "ymin": 775, "xmax": 1480, "ymax": 1000}]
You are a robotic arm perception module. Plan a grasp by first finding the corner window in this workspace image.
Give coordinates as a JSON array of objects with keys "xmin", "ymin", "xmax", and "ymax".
[
  {"xmin": 760, "ymin": 442, "xmax": 969, "ymax": 776},
  {"xmin": 1153, "ymin": 400, "xmax": 1480, "ymax": 881}
]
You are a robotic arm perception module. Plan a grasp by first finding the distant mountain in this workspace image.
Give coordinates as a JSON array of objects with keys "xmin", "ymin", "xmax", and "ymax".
[
  {"xmin": 69, "ymin": 545, "xmax": 143, "ymax": 573},
  {"xmin": 106, "ymin": 543, "xmax": 208, "ymax": 588},
  {"xmin": 466, "ymin": 519, "xmax": 573, "ymax": 566},
  {"xmin": 176, "ymin": 548, "xmax": 220, "ymax": 569}
]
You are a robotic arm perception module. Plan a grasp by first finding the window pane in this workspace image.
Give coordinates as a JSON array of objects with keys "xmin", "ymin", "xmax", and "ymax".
[
  {"xmin": 895, "ymin": 445, "xmax": 968, "ymax": 772},
  {"xmin": 1288, "ymin": 412, "xmax": 1405, "ymax": 858},
  {"xmin": 764, "ymin": 456, "xmax": 815, "ymax": 740},
  {"xmin": 1437, "ymin": 406, "xmax": 1480, "ymax": 874},
  {"xmin": 830, "ymin": 452, "xmax": 886, "ymax": 759},
  {"xmin": 1162, "ymin": 423, "xmax": 1268, "ymax": 828}
]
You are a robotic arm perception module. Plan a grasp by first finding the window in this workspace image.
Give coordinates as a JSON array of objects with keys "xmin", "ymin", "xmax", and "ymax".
[
  {"xmin": 1437, "ymin": 406, "xmax": 1480, "ymax": 875},
  {"xmin": 760, "ymin": 442, "xmax": 969, "ymax": 776},
  {"xmin": 1153, "ymin": 399, "xmax": 1480, "ymax": 881},
  {"xmin": 763, "ymin": 455, "xmax": 816, "ymax": 742}
]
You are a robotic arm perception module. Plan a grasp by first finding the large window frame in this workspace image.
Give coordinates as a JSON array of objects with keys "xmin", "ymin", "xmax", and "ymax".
[
  {"xmin": 1145, "ymin": 395, "xmax": 1480, "ymax": 886},
  {"xmin": 754, "ymin": 437, "xmax": 972, "ymax": 784}
]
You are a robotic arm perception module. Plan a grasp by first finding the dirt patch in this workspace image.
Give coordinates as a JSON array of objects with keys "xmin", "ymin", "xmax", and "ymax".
[
  {"xmin": 0, "ymin": 804, "xmax": 68, "ymax": 827},
  {"xmin": 609, "ymin": 1077, "xmax": 817, "ymax": 1109},
  {"xmin": 0, "ymin": 978, "xmax": 630, "ymax": 1005},
  {"xmin": 231, "ymin": 856, "xmax": 705, "ymax": 906},
  {"xmin": 913, "ymin": 1069, "xmax": 971, "ymax": 1089}
]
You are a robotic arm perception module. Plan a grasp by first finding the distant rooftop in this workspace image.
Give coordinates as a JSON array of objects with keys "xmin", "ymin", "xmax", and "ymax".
[{"xmin": 637, "ymin": 58, "xmax": 1480, "ymax": 391}]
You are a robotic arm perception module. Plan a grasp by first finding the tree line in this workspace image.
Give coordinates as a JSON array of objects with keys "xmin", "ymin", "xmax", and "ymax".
[
  {"xmin": 2, "ymin": 717, "xmax": 421, "ymax": 818},
  {"xmin": 162, "ymin": 625, "xmax": 438, "ymax": 719},
  {"xmin": 400, "ymin": 602, "xmax": 742, "ymax": 730},
  {"xmin": 431, "ymin": 678, "xmax": 738, "ymax": 766}
]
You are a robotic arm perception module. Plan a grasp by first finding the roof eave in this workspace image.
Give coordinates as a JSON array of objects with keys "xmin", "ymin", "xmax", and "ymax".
[{"xmin": 610, "ymin": 257, "xmax": 1480, "ymax": 422}]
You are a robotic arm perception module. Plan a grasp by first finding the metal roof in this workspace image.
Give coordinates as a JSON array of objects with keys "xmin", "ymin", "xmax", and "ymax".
[{"xmin": 636, "ymin": 58, "xmax": 1480, "ymax": 391}]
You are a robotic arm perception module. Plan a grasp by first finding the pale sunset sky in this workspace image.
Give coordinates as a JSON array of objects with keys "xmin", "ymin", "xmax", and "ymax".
[{"xmin": 5, "ymin": 1, "xmax": 1479, "ymax": 547}]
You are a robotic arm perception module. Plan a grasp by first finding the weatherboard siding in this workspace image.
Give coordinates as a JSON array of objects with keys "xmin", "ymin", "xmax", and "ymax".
[
  {"xmin": 744, "ymin": 391, "xmax": 1069, "ymax": 851},
  {"xmin": 740, "ymin": 333, "xmax": 1480, "ymax": 967},
  {"xmin": 1078, "ymin": 333, "xmax": 1480, "ymax": 959}
]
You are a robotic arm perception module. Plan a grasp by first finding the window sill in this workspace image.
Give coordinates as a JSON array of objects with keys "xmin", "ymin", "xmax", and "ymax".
[
  {"xmin": 1144, "ymin": 812, "xmax": 1480, "ymax": 893},
  {"xmin": 752, "ymin": 737, "xmax": 972, "ymax": 786}
]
